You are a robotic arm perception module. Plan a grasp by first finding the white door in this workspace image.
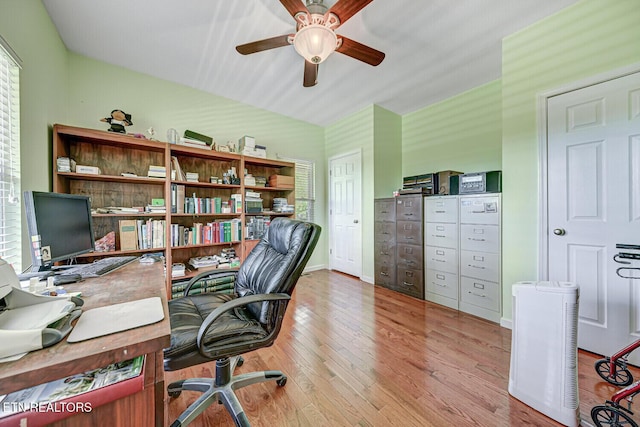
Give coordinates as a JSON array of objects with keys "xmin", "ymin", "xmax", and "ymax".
[
  {"xmin": 547, "ymin": 71, "xmax": 640, "ymax": 362},
  {"xmin": 329, "ymin": 151, "xmax": 362, "ymax": 277}
]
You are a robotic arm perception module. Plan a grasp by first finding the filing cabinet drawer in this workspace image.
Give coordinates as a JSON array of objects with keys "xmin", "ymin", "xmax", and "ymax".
[
  {"xmin": 426, "ymin": 270, "xmax": 458, "ymax": 300},
  {"xmin": 374, "ymin": 241, "xmax": 396, "ymax": 264},
  {"xmin": 374, "ymin": 198, "xmax": 396, "ymax": 222},
  {"xmin": 397, "ymin": 243, "xmax": 423, "ymax": 269},
  {"xmin": 396, "ymin": 221, "xmax": 422, "ymax": 244},
  {"xmin": 375, "ymin": 265, "xmax": 396, "ymax": 287},
  {"xmin": 425, "ymin": 222, "xmax": 458, "ymax": 249},
  {"xmin": 460, "ymin": 276, "xmax": 500, "ymax": 312},
  {"xmin": 460, "ymin": 196, "xmax": 500, "ymax": 225},
  {"xmin": 375, "ymin": 222, "xmax": 396, "ymax": 241},
  {"xmin": 396, "ymin": 196, "xmax": 422, "ymax": 221},
  {"xmin": 425, "ymin": 246, "xmax": 458, "ymax": 274},
  {"xmin": 460, "ymin": 250, "xmax": 500, "ymax": 282},
  {"xmin": 396, "ymin": 267, "xmax": 424, "ymax": 299},
  {"xmin": 425, "ymin": 197, "xmax": 458, "ymax": 223},
  {"xmin": 460, "ymin": 224, "xmax": 499, "ymax": 253}
]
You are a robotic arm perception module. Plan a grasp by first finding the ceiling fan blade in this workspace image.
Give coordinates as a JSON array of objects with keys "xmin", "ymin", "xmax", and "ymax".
[
  {"xmin": 327, "ymin": 0, "xmax": 373, "ymax": 27},
  {"xmin": 336, "ymin": 36, "xmax": 385, "ymax": 66},
  {"xmin": 236, "ymin": 35, "xmax": 292, "ymax": 55},
  {"xmin": 280, "ymin": 0, "xmax": 309, "ymax": 18},
  {"xmin": 303, "ymin": 60, "xmax": 318, "ymax": 87}
]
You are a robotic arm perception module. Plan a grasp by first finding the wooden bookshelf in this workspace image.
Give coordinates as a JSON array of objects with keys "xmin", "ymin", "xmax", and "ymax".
[{"xmin": 52, "ymin": 124, "xmax": 295, "ymax": 293}]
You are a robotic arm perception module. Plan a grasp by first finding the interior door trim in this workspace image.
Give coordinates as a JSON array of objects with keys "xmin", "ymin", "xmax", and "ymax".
[{"xmin": 537, "ymin": 61, "xmax": 640, "ymax": 280}]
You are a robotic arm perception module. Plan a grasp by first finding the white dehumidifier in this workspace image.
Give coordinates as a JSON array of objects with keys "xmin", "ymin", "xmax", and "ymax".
[{"xmin": 508, "ymin": 281, "xmax": 580, "ymax": 427}]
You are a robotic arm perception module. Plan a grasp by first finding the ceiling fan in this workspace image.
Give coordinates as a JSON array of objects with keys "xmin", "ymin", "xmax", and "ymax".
[{"xmin": 236, "ymin": 0, "xmax": 385, "ymax": 87}]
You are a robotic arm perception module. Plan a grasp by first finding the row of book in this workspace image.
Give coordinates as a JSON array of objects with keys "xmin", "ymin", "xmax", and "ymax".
[
  {"xmin": 169, "ymin": 219, "xmax": 242, "ymax": 247},
  {"xmin": 118, "ymin": 219, "xmax": 166, "ymax": 251},
  {"xmin": 170, "ymin": 184, "xmax": 242, "ymax": 214},
  {"xmin": 171, "ymin": 274, "xmax": 235, "ymax": 299}
]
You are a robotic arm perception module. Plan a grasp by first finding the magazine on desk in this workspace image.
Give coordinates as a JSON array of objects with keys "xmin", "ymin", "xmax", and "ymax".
[{"xmin": 0, "ymin": 355, "xmax": 144, "ymax": 418}]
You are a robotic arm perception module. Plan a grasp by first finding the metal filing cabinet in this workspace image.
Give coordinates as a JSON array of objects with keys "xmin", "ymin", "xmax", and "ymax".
[
  {"xmin": 424, "ymin": 195, "xmax": 459, "ymax": 309},
  {"xmin": 374, "ymin": 198, "xmax": 396, "ymax": 289},
  {"xmin": 458, "ymin": 194, "xmax": 501, "ymax": 322},
  {"xmin": 395, "ymin": 195, "xmax": 424, "ymax": 299}
]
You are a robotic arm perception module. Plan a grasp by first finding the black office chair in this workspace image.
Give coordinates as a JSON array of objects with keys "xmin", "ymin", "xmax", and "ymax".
[{"xmin": 164, "ymin": 218, "xmax": 320, "ymax": 427}]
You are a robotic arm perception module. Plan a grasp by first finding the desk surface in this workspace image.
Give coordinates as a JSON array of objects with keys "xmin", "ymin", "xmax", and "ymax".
[{"xmin": 0, "ymin": 261, "xmax": 171, "ymax": 395}]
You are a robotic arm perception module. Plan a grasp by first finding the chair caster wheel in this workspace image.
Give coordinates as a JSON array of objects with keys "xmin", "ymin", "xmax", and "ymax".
[
  {"xmin": 237, "ymin": 356, "xmax": 244, "ymax": 367},
  {"xmin": 277, "ymin": 376, "xmax": 287, "ymax": 387},
  {"xmin": 168, "ymin": 390, "xmax": 182, "ymax": 398}
]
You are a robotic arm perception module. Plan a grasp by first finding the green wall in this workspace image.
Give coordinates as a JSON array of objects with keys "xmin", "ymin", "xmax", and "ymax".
[
  {"xmin": 501, "ymin": 0, "xmax": 640, "ymax": 320},
  {"xmin": 373, "ymin": 105, "xmax": 402, "ymax": 198},
  {"xmin": 402, "ymin": 80, "xmax": 502, "ymax": 176},
  {"xmin": 0, "ymin": 0, "xmax": 69, "ymax": 270}
]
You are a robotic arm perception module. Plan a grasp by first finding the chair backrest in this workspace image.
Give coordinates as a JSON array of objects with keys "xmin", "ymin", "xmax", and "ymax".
[{"xmin": 235, "ymin": 217, "xmax": 320, "ymax": 324}]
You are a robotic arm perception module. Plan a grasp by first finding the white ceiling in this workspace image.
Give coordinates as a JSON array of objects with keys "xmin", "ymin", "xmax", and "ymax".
[{"xmin": 42, "ymin": 0, "xmax": 579, "ymax": 127}]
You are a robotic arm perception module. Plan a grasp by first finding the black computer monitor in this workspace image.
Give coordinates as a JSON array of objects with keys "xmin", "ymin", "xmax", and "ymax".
[{"xmin": 24, "ymin": 191, "xmax": 95, "ymax": 271}]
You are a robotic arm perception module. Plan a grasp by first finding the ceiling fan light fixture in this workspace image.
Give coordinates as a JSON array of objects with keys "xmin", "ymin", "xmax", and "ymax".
[{"xmin": 293, "ymin": 24, "xmax": 338, "ymax": 64}]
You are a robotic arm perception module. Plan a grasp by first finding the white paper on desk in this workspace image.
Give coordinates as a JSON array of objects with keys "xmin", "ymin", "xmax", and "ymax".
[{"xmin": 67, "ymin": 297, "xmax": 164, "ymax": 343}]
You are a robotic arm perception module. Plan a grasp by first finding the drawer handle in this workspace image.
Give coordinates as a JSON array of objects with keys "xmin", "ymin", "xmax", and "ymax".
[
  {"xmin": 432, "ymin": 258, "xmax": 445, "ymax": 263},
  {"xmin": 434, "ymin": 282, "xmax": 447, "ymax": 288},
  {"xmin": 404, "ymin": 260, "xmax": 415, "ymax": 265},
  {"xmin": 433, "ymin": 234, "xmax": 446, "ymax": 238},
  {"xmin": 380, "ymin": 251, "xmax": 389, "ymax": 255},
  {"xmin": 435, "ymin": 210, "xmax": 446, "ymax": 213},
  {"xmin": 405, "ymin": 213, "xmax": 414, "ymax": 216},
  {"xmin": 471, "ymin": 210, "xmax": 485, "ymax": 213},
  {"xmin": 468, "ymin": 291, "xmax": 486, "ymax": 298},
  {"xmin": 402, "ymin": 281, "xmax": 415, "ymax": 287},
  {"xmin": 436, "ymin": 250, "xmax": 445, "ymax": 255},
  {"xmin": 469, "ymin": 264, "xmax": 485, "ymax": 269},
  {"xmin": 382, "ymin": 232, "xmax": 390, "ymax": 235},
  {"xmin": 381, "ymin": 210, "xmax": 389, "ymax": 213},
  {"xmin": 380, "ymin": 272, "xmax": 389, "ymax": 277},
  {"xmin": 468, "ymin": 238, "xmax": 486, "ymax": 242},
  {"xmin": 436, "ymin": 274, "xmax": 445, "ymax": 280},
  {"xmin": 405, "ymin": 236, "xmax": 414, "ymax": 240},
  {"xmin": 473, "ymin": 283, "xmax": 485, "ymax": 290}
]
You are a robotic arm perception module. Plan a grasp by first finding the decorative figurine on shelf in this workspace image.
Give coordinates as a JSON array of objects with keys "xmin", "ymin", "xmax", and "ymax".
[{"xmin": 100, "ymin": 109, "xmax": 133, "ymax": 133}]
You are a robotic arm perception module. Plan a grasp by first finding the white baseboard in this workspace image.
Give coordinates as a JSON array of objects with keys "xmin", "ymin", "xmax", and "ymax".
[
  {"xmin": 360, "ymin": 275, "xmax": 374, "ymax": 284},
  {"xmin": 303, "ymin": 264, "xmax": 326, "ymax": 273},
  {"xmin": 500, "ymin": 317, "xmax": 513, "ymax": 330}
]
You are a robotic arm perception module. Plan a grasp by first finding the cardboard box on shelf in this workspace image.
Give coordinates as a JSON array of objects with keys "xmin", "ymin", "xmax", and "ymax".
[{"xmin": 268, "ymin": 174, "xmax": 294, "ymax": 189}]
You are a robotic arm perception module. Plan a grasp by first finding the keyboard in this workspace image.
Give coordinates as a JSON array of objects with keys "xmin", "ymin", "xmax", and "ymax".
[{"xmin": 64, "ymin": 256, "xmax": 138, "ymax": 278}]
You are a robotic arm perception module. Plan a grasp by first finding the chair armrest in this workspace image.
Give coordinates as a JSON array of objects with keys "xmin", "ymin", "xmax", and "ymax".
[
  {"xmin": 196, "ymin": 293, "xmax": 291, "ymax": 354},
  {"xmin": 183, "ymin": 269, "xmax": 239, "ymax": 296}
]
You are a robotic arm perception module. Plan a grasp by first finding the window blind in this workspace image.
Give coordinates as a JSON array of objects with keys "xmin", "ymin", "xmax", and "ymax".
[
  {"xmin": 0, "ymin": 37, "xmax": 21, "ymax": 272},
  {"xmin": 278, "ymin": 156, "xmax": 315, "ymax": 222}
]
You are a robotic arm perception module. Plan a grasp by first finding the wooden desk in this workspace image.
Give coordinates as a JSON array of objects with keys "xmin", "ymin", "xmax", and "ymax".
[{"xmin": 0, "ymin": 261, "xmax": 171, "ymax": 427}]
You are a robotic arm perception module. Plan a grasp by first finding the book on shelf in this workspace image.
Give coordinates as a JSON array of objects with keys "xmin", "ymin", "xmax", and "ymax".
[
  {"xmin": 178, "ymin": 137, "xmax": 212, "ymax": 150},
  {"xmin": 170, "ymin": 263, "xmax": 186, "ymax": 278},
  {"xmin": 170, "ymin": 184, "xmax": 186, "ymax": 214},
  {"xmin": 185, "ymin": 130, "xmax": 214, "ymax": 146},
  {"xmin": 147, "ymin": 165, "xmax": 166, "ymax": 178},
  {"xmin": 137, "ymin": 219, "xmax": 166, "ymax": 249},
  {"xmin": 104, "ymin": 206, "xmax": 144, "ymax": 214},
  {"xmin": 171, "ymin": 156, "xmax": 186, "ymax": 181},
  {"xmin": 185, "ymin": 172, "xmax": 199, "ymax": 182},
  {"xmin": 119, "ymin": 219, "xmax": 139, "ymax": 251}
]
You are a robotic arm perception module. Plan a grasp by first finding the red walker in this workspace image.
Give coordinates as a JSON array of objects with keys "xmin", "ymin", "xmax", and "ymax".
[{"xmin": 591, "ymin": 245, "xmax": 640, "ymax": 427}]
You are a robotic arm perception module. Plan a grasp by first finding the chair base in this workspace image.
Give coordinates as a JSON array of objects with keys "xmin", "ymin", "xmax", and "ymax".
[{"xmin": 168, "ymin": 356, "xmax": 287, "ymax": 427}]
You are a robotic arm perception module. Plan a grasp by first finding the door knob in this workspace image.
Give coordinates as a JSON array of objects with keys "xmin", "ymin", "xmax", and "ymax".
[{"xmin": 553, "ymin": 228, "xmax": 566, "ymax": 236}]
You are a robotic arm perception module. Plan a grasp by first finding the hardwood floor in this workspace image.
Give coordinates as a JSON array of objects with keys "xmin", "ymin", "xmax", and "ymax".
[{"xmin": 165, "ymin": 269, "xmax": 639, "ymax": 426}]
